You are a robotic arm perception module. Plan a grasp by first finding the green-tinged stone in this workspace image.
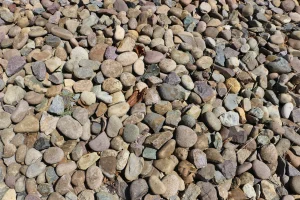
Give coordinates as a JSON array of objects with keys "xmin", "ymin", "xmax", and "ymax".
[
  {"xmin": 141, "ymin": 64, "xmax": 160, "ymax": 81},
  {"xmin": 143, "ymin": 147, "xmax": 157, "ymax": 160}
]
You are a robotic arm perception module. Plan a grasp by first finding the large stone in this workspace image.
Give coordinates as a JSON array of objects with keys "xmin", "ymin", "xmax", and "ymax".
[
  {"xmin": 14, "ymin": 115, "xmax": 39, "ymax": 133},
  {"xmin": 56, "ymin": 116, "xmax": 83, "ymax": 139},
  {"xmin": 6, "ymin": 56, "xmax": 26, "ymax": 76}
]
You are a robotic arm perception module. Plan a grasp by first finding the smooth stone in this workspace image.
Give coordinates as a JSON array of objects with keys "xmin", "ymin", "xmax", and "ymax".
[
  {"xmin": 106, "ymin": 115, "xmax": 122, "ymax": 138},
  {"xmin": 252, "ymin": 160, "xmax": 271, "ymax": 179},
  {"xmin": 158, "ymin": 83, "xmax": 185, "ymax": 101},
  {"xmin": 175, "ymin": 125, "xmax": 197, "ymax": 148},
  {"xmin": 116, "ymin": 52, "xmax": 138, "ymax": 66},
  {"xmin": 86, "ymin": 166, "xmax": 103, "ymax": 190},
  {"xmin": 144, "ymin": 113, "xmax": 165, "ymax": 133},
  {"xmin": 56, "ymin": 116, "xmax": 83, "ymax": 139},
  {"xmin": 77, "ymin": 152, "xmax": 100, "ymax": 170},
  {"xmin": 14, "ymin": 115, "xmax": 39, "ymax": 133},
  {"xmin": 4, "ymin": 85, "xmax": 26, "ymax": 105},
  {"xmin": 0, "ymin": 111, "xmax": 12, "ymax": 129},
  {"xmin": 51, "ymin": 26, "xmax": 74, "ymax": 40},
  {"xmin": 144, "ymin": 51, "xmax": 164, "ymax": 64},
  {"xmin": 203, "ymin": 111, "xmax": 221, "ymax": 131},
  {"xmin": 266, "ymin": 57, "xmax": 292, "ymax": 74},
  {"xmin": 26, "ymin": 162, "xmax": 46, "ymax": 178},
  {"xmin": 130, "ymin": 179, "xmax": 149, "ymax": 199},
  {"xmin": 171, "ymin": 49, "xmax": 190, "ymax": 65},
  {"xmin": 125, "ymin": 153, "xmax": 144, "ymax": 181},
  {"xmin": 89, "ymin": 132, "xmax": 110, "ymax": 152},
  {"xmin": 56, "ymin": 161, "xmax": 77, "ymax": 176},
  {"xmin": 123, "ymin": 124, "xmax": 139, "ymax": 143},
  {"xmin": 161, "ymin": 174, "xmax": 179, "ymax": 198},
  {"xmin": 148, "ymin": 176, "xmax": 166, "ymax": 195},
  {"xmin": 281, "ymin": 102, "xmax": 293, "ymax": 118},
  {"xmin": 107, "ymin": 102, "xmax": 130, "ymax": 117},
  {"xmin": 159, "ymin": 58, "xmax": 176, "ymax": 73},
  {"xmin": 43, "ymin": 147, "xmax": 64, "ymax": 164},
  {"xmin": 101, "ymin": 59, "xmax": 123, "ymax": 78}
]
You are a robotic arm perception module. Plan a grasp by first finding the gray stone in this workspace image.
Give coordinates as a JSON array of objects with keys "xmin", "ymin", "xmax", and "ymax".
[
  {"xmin": 48, "ymin": 95, "xmax": 64, "ymax": 115},
  {"xmin": 144, "ymin": 113, "xmax": 165, "ymax": 133},
  {"xmin": 266, "ymin": 57, "xmax": 292, "ymax": 74},
  {"xmin": 158, "ymin": 83, "xmax": 185, "ymax": 101},
  {"xmin": 56, "ymin": 115, "xmax": 83, "ymax": 139}
]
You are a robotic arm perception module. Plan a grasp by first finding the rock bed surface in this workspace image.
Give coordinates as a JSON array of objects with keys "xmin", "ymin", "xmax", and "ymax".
[{"xmin": 0, "ymin": 0, "xmax": 300, "ymax": 199}]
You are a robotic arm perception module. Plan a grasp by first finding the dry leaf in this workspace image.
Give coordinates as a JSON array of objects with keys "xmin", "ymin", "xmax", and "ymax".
[{"xmin": 127, "ymin": 88, "xmax": 147, "ymax": 107}]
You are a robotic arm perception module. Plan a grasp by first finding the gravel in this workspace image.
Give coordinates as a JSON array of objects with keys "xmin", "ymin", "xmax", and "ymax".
[{"xmin": 1, "ymin": 0, "xmax": 300, "ymax": 199}]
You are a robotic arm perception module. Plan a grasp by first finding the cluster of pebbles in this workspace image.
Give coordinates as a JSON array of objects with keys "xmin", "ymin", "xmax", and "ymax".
[{"xmin": 1, "ymin": 0, "xmax": 300, "ymax": 198}]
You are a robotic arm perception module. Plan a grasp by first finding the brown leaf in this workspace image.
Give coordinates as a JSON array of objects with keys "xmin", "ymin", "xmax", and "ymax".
[
  {"xmin": 134, "ymin": 45, "xmax": 145, "ymax": 57},
  {"xmin": 127, "ymin": 88, "xmax": 147, "ymax": 107}
]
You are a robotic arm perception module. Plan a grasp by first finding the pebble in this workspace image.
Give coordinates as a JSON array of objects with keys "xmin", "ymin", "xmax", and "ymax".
[
  {"xmin": 56, "ymin": 116, "xmax": 83, "ymax": 139},
  {"xmin": 159, "ymin": 58, "xmax": 176, "ymax": 73},
  {"xmin": 43, "ymin": 147, "xmax": 64, "ymax": 164},
  {"xmin": 86, "ymin": 166, "xmax": 103, "ymax": 190},
  {"xmin": 101, "ymin": 59, "xmax": 123, "ymax": 78},
  {"xmin": 203, "ymin": 111, "xmax": 221, "ymax": 131},
  {"xmin": 148, "ymin": 176, "xmax": 166, "ymax": 195},
  {"xmin": 252, "ymin": 160, "xmax": 271, "ymax": 180},
  {"xmin": 0, "ymin": 0, "xmax": 299, "ymax": 198},
  {"xmin": 161, "ymin": 174, "xmax": 179, "ymax": 198},
  {"xmin": 130, "ymin": 179, "xmax": 149, "ymax": 199},
  {"xmin": 175, "ymin": 125, "xmax": 197, "ymax": 148}
]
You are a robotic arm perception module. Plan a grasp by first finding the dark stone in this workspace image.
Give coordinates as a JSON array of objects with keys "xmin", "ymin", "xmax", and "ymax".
[
  {"xmin": 164, "ymin": 72, "xmax": 181, "ymax": 85},
  {"xmin": 158, "ymin": 83, "xmax": 185, "ymax": 101},
  {"xmin": 194, "ymin": 81, "xmax": 215, "ymax": 102},
  {"xmin": 217, "ymin": 160, "xmax": 237, "ymax": 179},
  {"xmin": 34, "ymin": 137, "xmax": 51, "ymax": 151},
  {"xmin": 6, "ymin": 56, "xmax": 26, "ymax": 76},
  {"xmin": 266, "ymin": 57, "xmax": 292, "ymax": 74},
  {"xmin": 228, "ymin": 126, "xmax": 247, "ymax": 144},
  {"xmin": 32, "ymin": 61, "xmax": 46, "ymax": 81}
]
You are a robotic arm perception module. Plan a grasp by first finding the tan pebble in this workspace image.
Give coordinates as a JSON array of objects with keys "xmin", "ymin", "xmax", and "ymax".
[{"xmin": 225, "ymin": 78, "xmax": 241, "ymax": 94}]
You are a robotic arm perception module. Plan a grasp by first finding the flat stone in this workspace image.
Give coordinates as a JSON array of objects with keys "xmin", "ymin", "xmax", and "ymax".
[
  {"xmin": 89, "ymin": 132, "xmax": 110, "ymax": 151},
  {"xmin": 194, "ymin": 81, "xmax": 215, "ymax": 102},
  {"xmin": 14, "ymin": 115, "xmax": 39, "ymax": 133},
  {"xmin": 252, "ymin": 160, "xmax": 271, "ymax": 180},
  {"xmin": 51, "ymin": 26, "xmax": 74, "ymax": 40},
  {"xmin": 144, "ymin": 113, "xmax": 165, "ymax": 133},
  {"xmin": 86, "ymin": 166, "xmax": 103, "ymax": 190},
  {"xmin": 266, "ymin": 57, "xmax": 292, "ymax": 74},
  {"xmin": 158, "ymin": 83, "xmax": 186, "ymax": 101},
  {"xmin": 56, "ymin": 116, "xmax": 83, "ymax": 139},
  {"xmin": 175, "ymin": 125, "xmax": 197, "ymax": 148},
  {"xmin": 6, "ymin": 56, "xmax": 26, "ymax": 76},
  {"xmin": 125, "ymin": 153, "xmax": 144, "ymax": 181},
  {"xmin": 0, "ymin": 111, "xmax": 12, "ymax": 129}
]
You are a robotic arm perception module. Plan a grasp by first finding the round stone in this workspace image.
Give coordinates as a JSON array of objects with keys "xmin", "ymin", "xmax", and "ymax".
[
  {"xmin": 252, "ymin": 160, "xmax": 271, "ymax": 180},
  {"xmin": 225, "ymin": 78, "xmax": 241, "ymax": 94},
  {"xmin": 101, "ymin": 59, "xmax": 123, "ymax": 78},
  {"xmin": 123, "ymin": 124, "xmax": 139, "ymax": 143},
  {"xmin": 203, "ymin": 111, "xmax": 221, "ymax": 131},
  {"xmin": 102, "ymin": 78, "xmax": 123, "ymax": 93},
  {"xmin": 43, "ymin": 147, "xmax": 64, "ymax": 164},
  {"xmin": 116, "ymin": 52, "xmax": 138, "ymax": 66},
  {"xmin": 56, "ymin": 116, "xmax": 83, "ymax": 139},
  {"xmin": 159, "ymin": 58, "xmax": 176, "ymax": 73},
  {"xmin": 175, "ymin": 125, "xmax": 197, "ymax": 148},
  {"xmin": 80, "ymin": 91, "xmax": 96, "ymax": 106},
  {"xmin": 196, "ymin": 56, "xmax": 213, "ymax": 69},
  {"xmin": 120, "ymin": 72, "xmax": 136, "ymax": 87}
]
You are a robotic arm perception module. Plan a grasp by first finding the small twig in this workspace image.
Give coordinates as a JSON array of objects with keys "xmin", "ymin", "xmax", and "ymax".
[{"xmin": 237, "ymin": 131, "xmax": 262, "ymax": 153}]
